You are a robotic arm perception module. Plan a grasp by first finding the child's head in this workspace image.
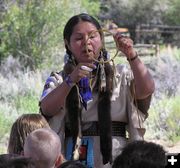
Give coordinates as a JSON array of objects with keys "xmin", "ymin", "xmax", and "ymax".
[
  {"xmin": 8, "ymin": 113, "xmax": 50, "ymax": 154},
  {"xmin": 0, "ymin": 154, "xmax": 36, "ymax": 168}
]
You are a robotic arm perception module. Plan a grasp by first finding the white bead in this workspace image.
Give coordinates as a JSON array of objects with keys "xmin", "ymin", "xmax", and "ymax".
[{"xmin": 81, "ymin": 65, "xmax": 93, "ymax": 72}]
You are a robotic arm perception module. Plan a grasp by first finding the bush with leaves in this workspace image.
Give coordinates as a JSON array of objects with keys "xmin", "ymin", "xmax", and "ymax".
[
  {"xmin": 99, "ymin": 0, "xmax": 170, "ymax": 40},
  {"xmin": 162, "ymin": 0, "xmax": 180, "ymax": 25},
  {"xmin": 0, "ymin": 0, "xmax": 100, "ymax": 70}
]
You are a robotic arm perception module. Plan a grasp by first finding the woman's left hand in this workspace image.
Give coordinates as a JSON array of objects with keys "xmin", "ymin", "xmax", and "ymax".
[{"xmin": 114, "ymin": 32, "xmax": 136, "ymax": 59}]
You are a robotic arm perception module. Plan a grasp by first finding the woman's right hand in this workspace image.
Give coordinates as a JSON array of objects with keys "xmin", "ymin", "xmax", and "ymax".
[{"xmin": 69, "ymin": 63, "xmax": 96, "ymax": 83}]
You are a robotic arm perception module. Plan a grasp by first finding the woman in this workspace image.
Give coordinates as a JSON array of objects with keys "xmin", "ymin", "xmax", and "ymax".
[{"xmin": 39, "ymin": 13, "xmax": 155, "ymax": 168}]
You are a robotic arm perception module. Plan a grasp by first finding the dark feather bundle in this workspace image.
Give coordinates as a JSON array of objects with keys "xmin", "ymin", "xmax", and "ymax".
[
  {"xmin": 63, "ymin": 61, "xmax": 82, "ymax": 153},
  {"xmin": 65, "ymin": 85, "xmax": 82, "ymax": 152},
  {"xmin": 97, "ymin": 62, "xmax": 114, "ymax": 164}
]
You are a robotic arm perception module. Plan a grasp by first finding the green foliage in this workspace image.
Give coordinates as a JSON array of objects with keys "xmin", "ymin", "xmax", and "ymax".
[
  {"xmin": 145, "ymin": 96, "xmax": 180, "ymax": 144},
  {"xmin": 81, "ymin": 0, "xmax": 100, "ymax": 16},
  {"xmin": 172, "ymin": 47, "xmax": 180, "ymax": 61},
  {"xmin": 14, "ymin": 94, "xmax": 39, "ymax": 114},
  {"xmin": 99, "ymin": 0, "xmax": 168, "ymax": 41},
  {"xmin": 0, "ymin": 109, "xmax": 13, "ymax": 153},
  {"xmin": 0, "ymin": 0, "xmax": 100, "ymax": 70},
  {"xmin": 1, "ymin": 0, "xmax": 65, "ymax": 69},
  {"xmin": 100, "ymin": 0, "xmax": 161, "ymax": 27},
  {"xmin": 0, "ymin": 111, "xmax": 13, "ymax": 137},
  {"xmin": 163, "ymin": 0, "xmax": 180, "ymax": 25},
  {"xmin": 166, "ymin": 96, "xmax": 180, "ymax": 143},
  {"xmin": 145, "ymin": 97, "xmax": 168, "ymax": 140}
]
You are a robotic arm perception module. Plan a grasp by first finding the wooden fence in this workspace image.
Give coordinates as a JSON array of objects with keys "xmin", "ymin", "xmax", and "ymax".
[
  {"xmin": 104, "ymin": 34, "xmax": 159, "ymax": 57},
  {"xmin": 134, "ymin": 44, "xmax": 159, "ymax": 57}
]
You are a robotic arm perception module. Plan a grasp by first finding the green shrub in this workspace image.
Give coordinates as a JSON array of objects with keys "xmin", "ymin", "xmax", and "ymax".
[
  {"xmin": 145, "ymin": 96, "xmax": 180, "ymax": 144},
  {"xmin": 14, "ymin": 94, "xmax": 39, "ymax": 114},
  {"xmin": 0, "ymin": 0, "xmax": 100, "ymax": 69},
  {"xmin": 0, "ymin": 108, "xmax": 14, "ymax": 154},
  {"xmin": 165, "ymin": 96, "xmax": 180, "ymax": 143},
  {"xmin": 0, "ymin": 0, "xmax": 66, "ymax": 69},
  {"xmin": 0, "ymin": 110, "xmax": 13, "ymax": 138}
]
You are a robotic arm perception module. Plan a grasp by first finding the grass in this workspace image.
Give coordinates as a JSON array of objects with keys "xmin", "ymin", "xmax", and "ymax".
[
  {"xmin": 14, "ymin": 94, "xmax": 40, "ymax": 114},
  {"xmin": 0, "ymin": 111, "xmax": 13, "ymax": 138},
  {"xmin": 145, "ymin": 96, "xmax": 180, "ymax": 144},
  {"xmin": 0, "ymin": 109, "xmax": 14, "ymax": 154}
]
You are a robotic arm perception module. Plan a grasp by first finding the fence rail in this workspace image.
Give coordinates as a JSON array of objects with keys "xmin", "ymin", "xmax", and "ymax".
[
  {"xmin": 134, "ymin": 44, "xmax": 159, "ymax": 57},
  {"xmin": 104, "ymin": 34, "xmax": 159, "ymax": 57}
]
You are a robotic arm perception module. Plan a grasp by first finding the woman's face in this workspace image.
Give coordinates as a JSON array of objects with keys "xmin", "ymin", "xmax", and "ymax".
[{"xmin": 66, "ymin": 21, "xmax": 102, "ymax": 63}]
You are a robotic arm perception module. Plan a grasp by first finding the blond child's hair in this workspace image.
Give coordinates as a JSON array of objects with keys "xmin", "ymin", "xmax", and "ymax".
[{"xmin": 8, "ymin": 113, "xmax": 50, "ymax": 154}]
